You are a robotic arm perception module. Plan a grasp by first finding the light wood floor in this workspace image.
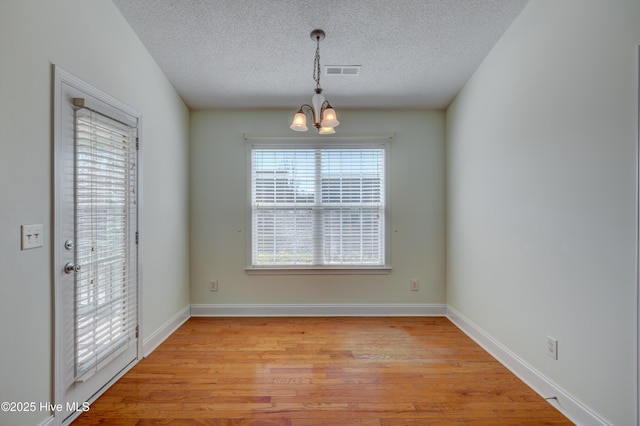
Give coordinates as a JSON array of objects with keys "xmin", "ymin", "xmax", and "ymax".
[{"xmin": 72, "ymin": 317, "xmax": 572, "ymax": 425}]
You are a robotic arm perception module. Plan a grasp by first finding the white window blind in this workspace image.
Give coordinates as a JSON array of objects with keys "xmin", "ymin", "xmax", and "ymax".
[
  {"xmin": 249, "ymin": 141, "xmax": 388, "ymax": 270},
  {"xmin": 74, "ymin": 108, "xmax": 137, "ymax": 381}
]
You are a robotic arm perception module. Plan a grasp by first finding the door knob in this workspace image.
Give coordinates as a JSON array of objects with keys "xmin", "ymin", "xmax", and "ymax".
[{"xmin": 64, "ymin": 263, "xmax": 81, "ymax": 274}]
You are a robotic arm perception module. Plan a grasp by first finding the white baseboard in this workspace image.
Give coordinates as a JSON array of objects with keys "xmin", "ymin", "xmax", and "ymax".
[
  {"xmin": 142, "ymin": 305, "xmax": 190, "ymax": 357},
  {"xmin": 190, "ymin": 303, "xmax": 446, "ymax": 317},
  {"xmin": 446, "ymin": 306, "xmax": 610, "ymax": 426}
]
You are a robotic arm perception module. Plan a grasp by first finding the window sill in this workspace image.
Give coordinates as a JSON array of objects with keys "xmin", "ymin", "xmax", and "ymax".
[{"xmin": 245, "ymin": 267, "xmax": 392, "ymax": 275}]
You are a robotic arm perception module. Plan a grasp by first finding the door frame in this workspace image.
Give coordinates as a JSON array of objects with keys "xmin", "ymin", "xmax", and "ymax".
[
  {"xmin": 636, "ymin": 46, "xmax": 640, "ymax": 426},
  {"xmin": 52, "ymin": 65, "xmax": 144, "ymax": 425},
  {"xmin": 635, "ymin": 45, "xmax": 640, "ymax": 426}
]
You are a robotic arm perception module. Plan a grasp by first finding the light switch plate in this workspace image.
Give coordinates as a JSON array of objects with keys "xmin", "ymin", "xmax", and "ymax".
[{"xmin": 21, "ymin": 224, "xmax": 43, "ymax": 250}]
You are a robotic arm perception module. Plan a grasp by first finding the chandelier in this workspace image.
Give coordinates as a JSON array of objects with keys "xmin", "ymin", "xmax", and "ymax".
[{"xmin": 290, "ymin": 29, "xmax": 340, "ymax": 135}]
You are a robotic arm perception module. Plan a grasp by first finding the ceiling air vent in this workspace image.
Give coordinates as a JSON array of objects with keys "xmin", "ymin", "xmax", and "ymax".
[{"xmin": 324, "ymin": 65, "xmax": 361, "ymax": 76}]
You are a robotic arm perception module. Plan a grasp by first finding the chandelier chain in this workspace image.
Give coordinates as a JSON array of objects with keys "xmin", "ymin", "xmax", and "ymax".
[{"xmin": 313, "ymin": 36, "xmax": 321, "ymax": 90}]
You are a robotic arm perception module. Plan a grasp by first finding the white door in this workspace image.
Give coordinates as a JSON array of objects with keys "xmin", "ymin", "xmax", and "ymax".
[{"xmin": 53, "ymin": 67, "xmax": 140, "ymax": 425}]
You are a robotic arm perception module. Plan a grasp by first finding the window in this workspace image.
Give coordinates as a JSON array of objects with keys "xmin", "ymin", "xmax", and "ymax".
[
  {"xmin": 74, "ymin": 107, "xmax": 138, "ymax": 381},
  {"xmin": 247, "ymin": 138, "xmax": 390, "ymax": 272}
]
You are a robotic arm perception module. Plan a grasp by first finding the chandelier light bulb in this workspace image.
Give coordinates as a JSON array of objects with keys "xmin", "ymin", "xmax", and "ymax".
[
  {"xmin": 318, "ymin": 126, "xmax": 336, "ymax": 135},
  {"xmin": 321, "ymin": 107, "xmax": 339, "ymax": 128},
  {"xmin": 290, "ymin": 111, "xmax": 308, "ymax": 132}
]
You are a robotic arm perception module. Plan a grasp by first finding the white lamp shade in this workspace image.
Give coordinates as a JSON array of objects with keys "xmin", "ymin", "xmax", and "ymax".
[
  {"xmin": 321, "ymin": 107, "xmax": 339, "ymax": 128},
  {"xmin": 290, "ymin": 112, "xmax": 308, "ymax": 131},
  {"xmin": 318, "ymin": 126, "xmax": 336, "ymax": 135}
]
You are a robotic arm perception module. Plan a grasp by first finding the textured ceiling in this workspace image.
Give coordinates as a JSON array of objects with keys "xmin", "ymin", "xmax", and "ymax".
[{"xmin": 112, "ymin": 0, "xmax": 528, "ymax": 110}]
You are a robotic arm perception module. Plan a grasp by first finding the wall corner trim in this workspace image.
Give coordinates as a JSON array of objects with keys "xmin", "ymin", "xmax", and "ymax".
[
  {"xmin": 142, "ymin": 305, "xmax": 190, "ymax": 357},
  {"xmin": 37, "ymin": 415, "xmax": 55, "ymax": 426},
  {"xmin": 190, "ymin": 303, "xmax": 446, "ymax": 317},
  {"xmin": 446, "ymin": 305, "xmax": 610, "ymax": 426}
]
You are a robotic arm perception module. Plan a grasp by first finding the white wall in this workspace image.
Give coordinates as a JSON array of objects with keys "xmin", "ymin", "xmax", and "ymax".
[
  {"xmin": 0, "ymin": 1, "xmax": 190, "ymax": 425},
  {"xmin": 190, "ymin": 110, "xmax": 445, "ymax": 308},
  {"xmin": 446, "ymin": 1, "xmax": 639, "ymax": 424}
]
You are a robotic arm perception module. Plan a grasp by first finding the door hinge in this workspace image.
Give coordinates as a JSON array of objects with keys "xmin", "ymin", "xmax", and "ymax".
[
  {"xmin": 135, "ymin": 231, "xmax": 139, "ymax": 245},
  {"xmin": 136, "ymin": 137, "xmax": 139, "ymax": 150},
  {"xmin": 135, "ymin": 325, "xmax": 139, "ymax": 339}
]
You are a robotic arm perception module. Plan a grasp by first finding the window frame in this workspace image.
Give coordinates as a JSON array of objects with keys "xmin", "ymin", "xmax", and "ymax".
[{"xmin": 245, "ymin": 135, "xmax": 392, "ymax": 275}]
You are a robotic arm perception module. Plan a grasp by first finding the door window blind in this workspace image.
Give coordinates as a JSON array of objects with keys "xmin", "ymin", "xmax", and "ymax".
[
  {"xmin": 250, "ymin": 144, "xmax": 386, "ymax": 268},
  {"xmin": 74, "ymin": 108, "xmax": 137, "ymax": 381}
]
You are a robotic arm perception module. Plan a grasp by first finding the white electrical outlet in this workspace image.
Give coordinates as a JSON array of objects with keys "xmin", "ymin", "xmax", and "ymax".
[
  {"xmin": 21, "ymin": 224, "xmax": 43, "ymax": 250},
  {"xmin": 547, "ymin": 336, "xmax": 558, "ymax": 360},
  {"xmin": 410, "ymin": 279, "xmax": 419, "ymax": 291},
  {"xmin": 209, "ymin": 280, "xmax": 218, "ymax": 292}
]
